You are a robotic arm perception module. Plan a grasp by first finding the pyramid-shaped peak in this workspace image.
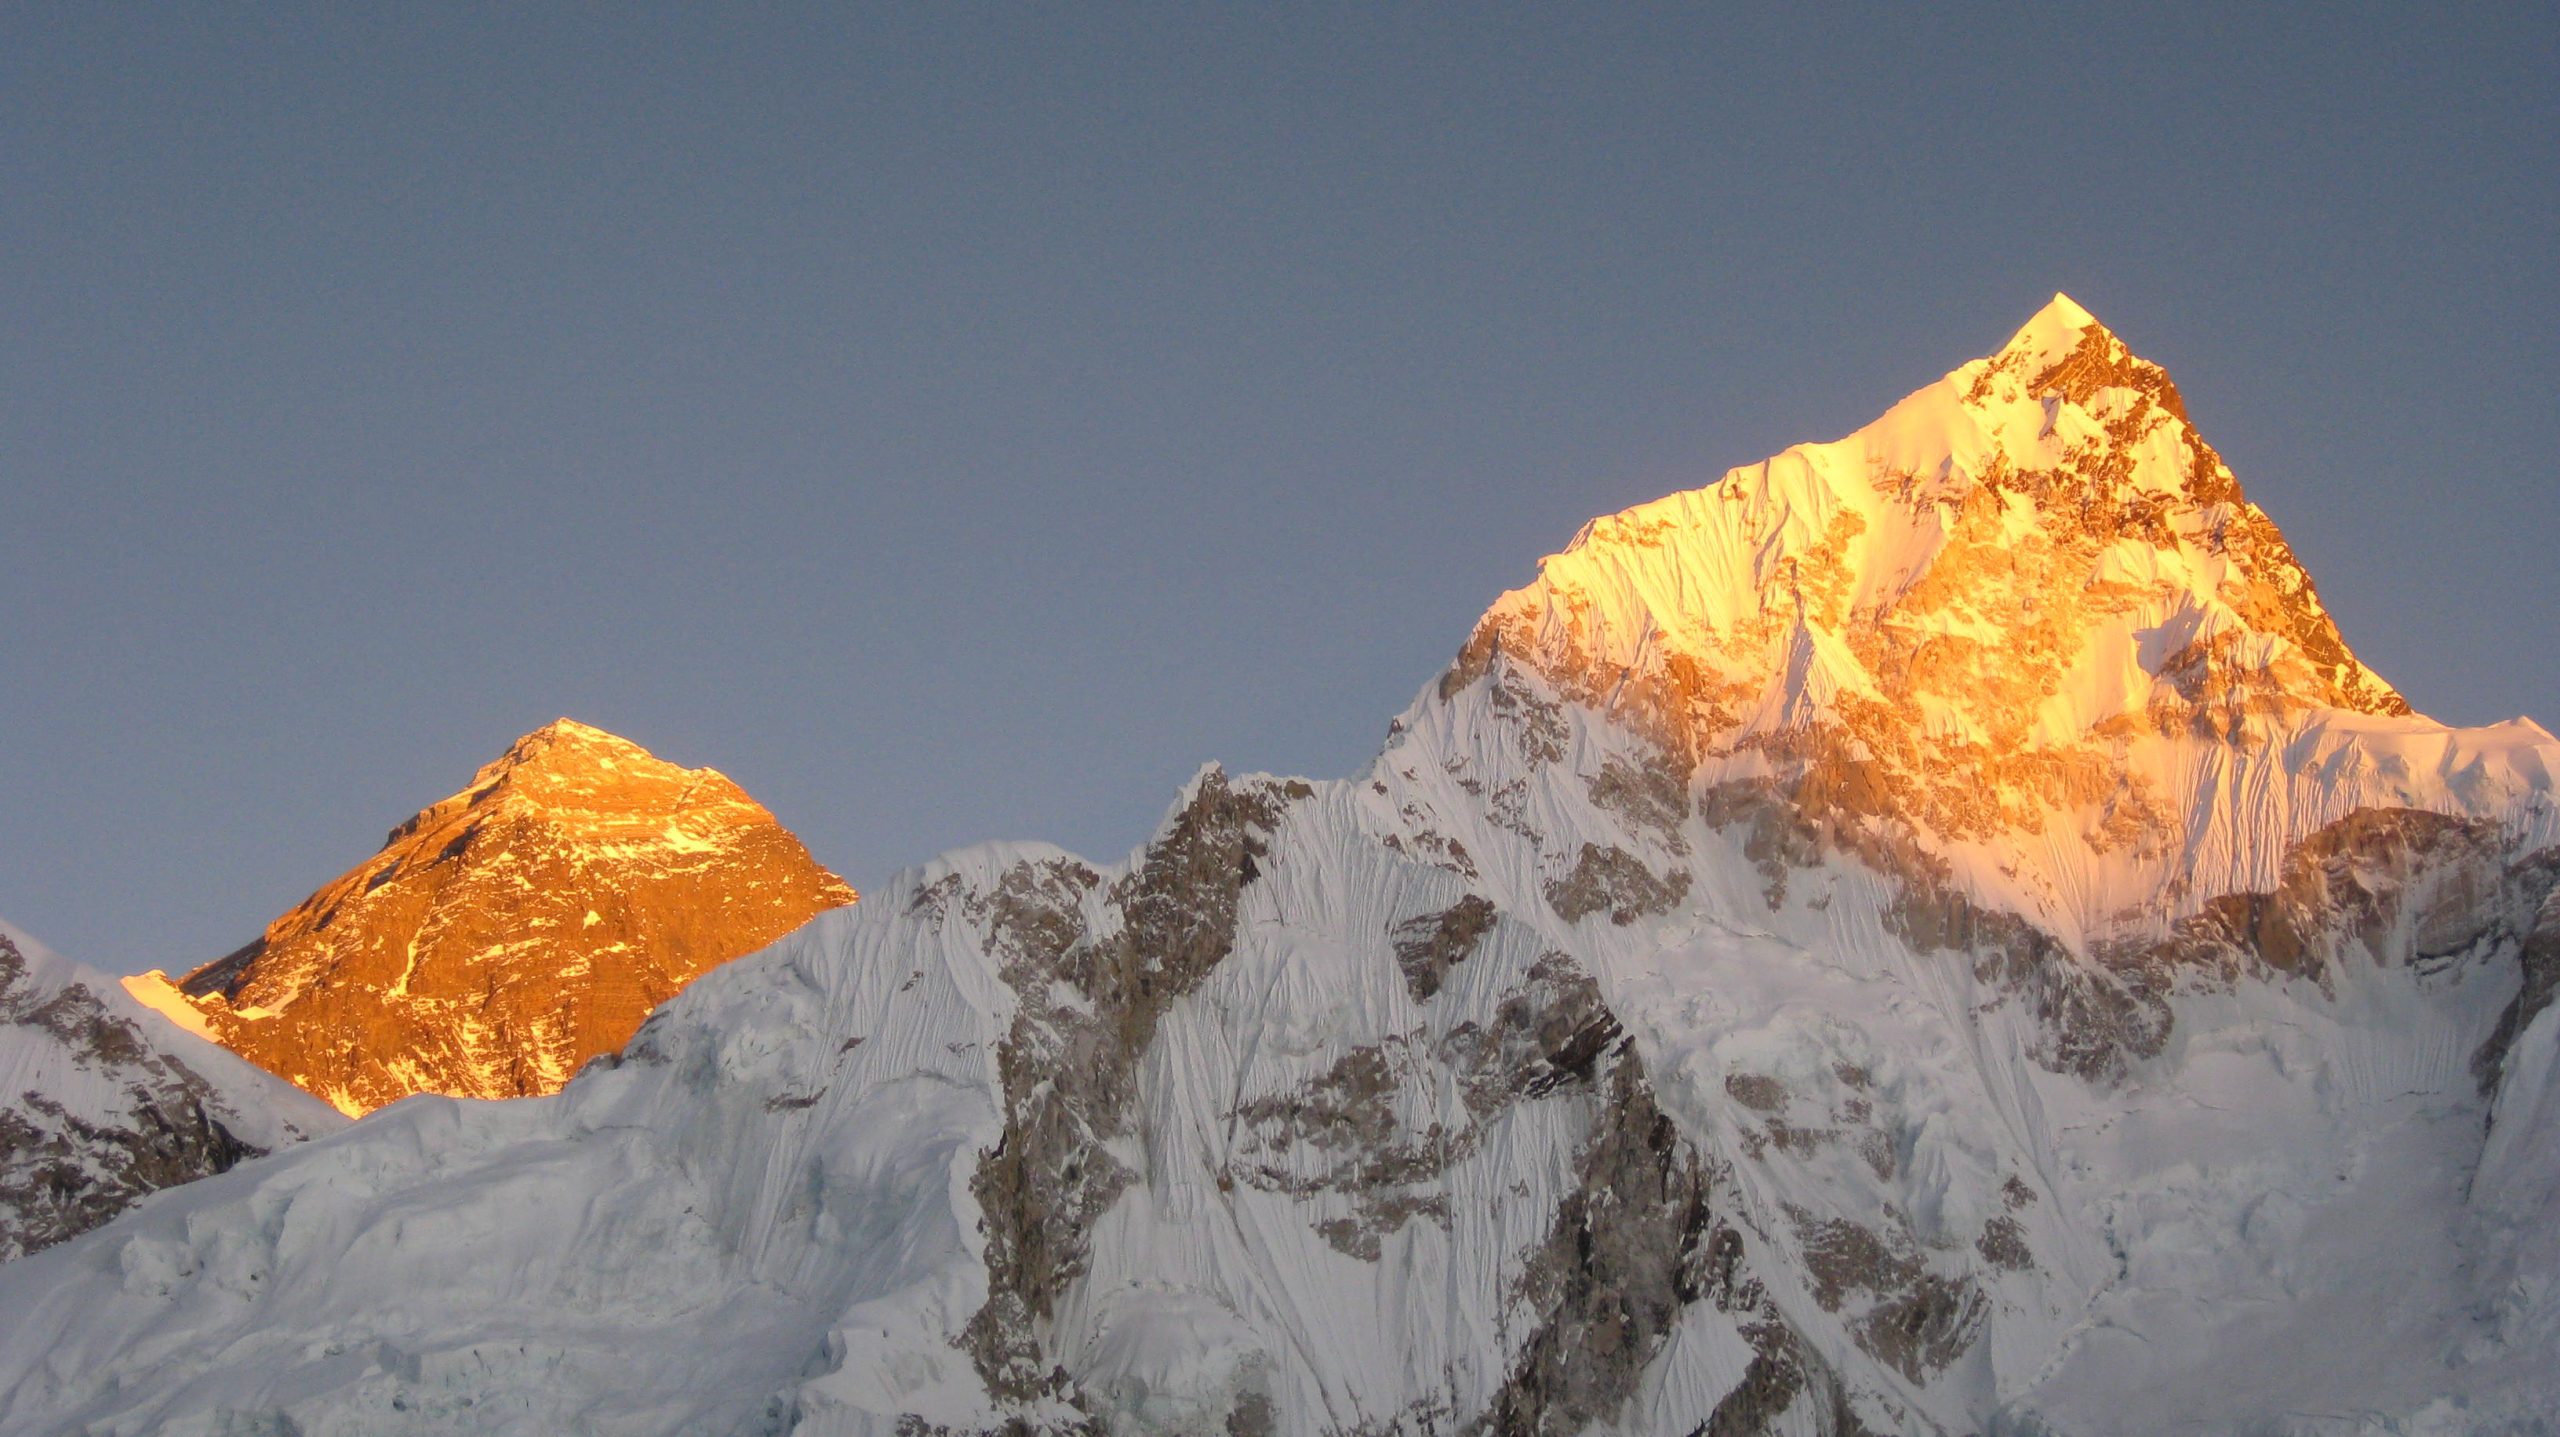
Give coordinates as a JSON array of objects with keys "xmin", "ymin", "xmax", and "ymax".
[
  {"xmin": 454, "ymin": 719, "xmax": 726, "ymax": 817},
  {"xmin": 2033, "ymin": 290, "xmax": 2098, "ymax": 330},
  {"xmin": 174, "ymin": 715, "xmax": 855, "ymax": 1114},
  {"xmin": 519, "ymin": 717, "xmax": 645, "ymax": 752},
  {"xmin": 497, "ymin": 718, "xmax": 662, "ymax": 770},
  {"xmin": 1967, "ymin": 292, "xmax": 2202, "ymax": 430},
  {"xmin": 1456, "ymin": 297, "xmax": 2407, "ymax": 807},
  {"xmin": 1995, "ymin": 291, "xmax": 2115, "ymax": 369}
]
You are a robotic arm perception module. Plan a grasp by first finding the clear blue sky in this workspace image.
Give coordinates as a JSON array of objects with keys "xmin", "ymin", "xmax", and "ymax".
[{"xmin": 4, "ymin": 4, "xmax": 2553, "ymax": 973}]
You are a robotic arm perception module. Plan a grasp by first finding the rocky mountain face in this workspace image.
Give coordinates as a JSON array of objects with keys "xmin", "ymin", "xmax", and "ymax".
[
  {"xmin": 123, "ymin": 719, "xmax": 856, "ymax": 1115},
  {"xmin": 4, "ymin": 300, "xmax": 2555, "ymax": 1436},
  {"xmin": 0, "ymin": 919, "xmax": 342, "ymax": 1262}
]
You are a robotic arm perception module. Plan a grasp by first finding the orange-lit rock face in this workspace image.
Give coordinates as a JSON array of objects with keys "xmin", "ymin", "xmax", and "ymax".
[
  {"xmin": 1444, "ymin": 296, "xmax": 2448, "ymax": 940},
  {"xmin": 132, "ymin": 720, "xmax": 854, "ymax": 1115}
]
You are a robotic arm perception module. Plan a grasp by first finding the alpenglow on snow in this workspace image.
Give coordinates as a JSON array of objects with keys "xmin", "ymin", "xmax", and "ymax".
[{"xmin": 1, "ymin": 297, "xmax": 2553, "ymax": 1436}]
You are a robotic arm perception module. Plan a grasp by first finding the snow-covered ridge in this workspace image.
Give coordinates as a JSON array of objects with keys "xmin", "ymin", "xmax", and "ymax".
[
  {"xmin": 126, "ymin": 718, "xmax": 856, "ymax": 1114},
  {"xmin": 2, "ymin": 300, "xmax": 2554, "ymax": 1435},
  {"xmin": 0, "ymin": 916, "xmax": 342, "ymax": 1262}
]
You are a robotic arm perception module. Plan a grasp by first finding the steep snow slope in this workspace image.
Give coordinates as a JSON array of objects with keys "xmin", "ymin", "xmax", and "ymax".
[
  {"xmin": 0, "ymin": 781, "xmax": 1847, "ymax": 1435},
  {"xmin": 0, "ymin": 918, "xmax": 342, "ymax": 1262},
  {"xmin": 1373, "ymin": 673, "xmax": 2558, "ymax": 1434},
  {"xmin": 1, "ymin": 299, "xmax": 2553, "ymax": 1436},
  {"xmin": 125, "ymin": 719, "xmax": 856, "ymax": 1114}
]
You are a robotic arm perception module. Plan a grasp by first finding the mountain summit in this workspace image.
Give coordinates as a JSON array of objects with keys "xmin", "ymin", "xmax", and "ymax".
[
  {"xmin": 1493, "ymin": 292, "xmax": 2402, "ymax": 736},
  {"xmin": 1482, "ymin": 291, "xmax": 2407, "ymax": 746},
  {"xmin": 11, "ymin": 303, "xmax": 2557, "ymax": 1435},
  {"xmin": 1455, "ymin": 294, "xmax": 2511, "ymax": 955},
  {"xmin": 125, "ymin": 719, "xmax": 855, "ymax": 1115}
]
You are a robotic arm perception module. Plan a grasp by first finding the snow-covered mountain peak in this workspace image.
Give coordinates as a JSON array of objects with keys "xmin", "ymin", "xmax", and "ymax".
[
  {"xmin": 1428, "ymin": 299, "xmax": 2533, "ymax": 948},
  {"xmin": 1523, "ymin": 295, "xmax": 2378, "ymax": 712},
  {"xmin": 1989, "ymin": 289, "xmax": 2105, "ymax": 367},
  {"xmin": 493, "ymin": 715, "xmax": 654, "ymax": 770},
  {"xmin": 4, "ymin": 301, "xmax": 2557, "ymax": 1435},
  {"xmin": 129, "ymin": 721, "xmax": 855, "ymax": 1114},
  {"xmin": 424, "ymin": 716, "xmax": 754, "ymax": 832}
]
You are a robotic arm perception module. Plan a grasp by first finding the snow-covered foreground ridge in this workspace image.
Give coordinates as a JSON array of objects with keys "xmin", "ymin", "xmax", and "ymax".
[
  {"xmin": 5, "ymin": 297, "xmax": 2557, "ymax": 1436},
  {"xmin": 0, "ymin": 918, "xmax": 343, "ymax": 1263}
]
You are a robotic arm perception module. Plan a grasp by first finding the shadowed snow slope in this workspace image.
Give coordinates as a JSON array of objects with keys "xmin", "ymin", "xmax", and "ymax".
[
  {"xmin": 0, "ymin": 918, "xmax": 343, "ymax": 1263},
  {"xmin": 3, "ymin": 299, "xmax": 2554, "ymax": 1436}
]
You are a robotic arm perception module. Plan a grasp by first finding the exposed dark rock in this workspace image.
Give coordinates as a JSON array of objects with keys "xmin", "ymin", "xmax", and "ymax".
[
  {"xmin": 1700, "ymin": 773, "xmax": 2177, "ymax": 1084},
  {"xmin": 1966, "ymin": 917, "xmax": 2173, "ymax": 1085},
  {"xmin": 1724, "ymin": 1073, "xmax": 1788, "ymax": 1113},
  {"xmin": 1231, "ymin": 952, "xmax": 1629, "ymax": 1262},
  {"xmin": 1589, "ymin": 754, "xmax": 1694, "ymax": 855},
  {"xmin": 178, "ymin": 936, "xmax": 267, "ymax": 1002},
  {"xmin": 1390, "ymin": 896, "xmax": 1498, "ymax": 1002},
  {"xmin": 1425, "ymin": 950, "xmax": 1864, "ymax": 1435},
  {"xmin": 1703, "ymin": 766, "xmax": 2560, "ymax": 1098},
  {"xmin": 1381, "ymin": 821, "xmax": 1482, "ymax": 880},
  {"xmin": 907, "ymin": 873, "xmax": 966, "ymax": 923},
  {"xmin": 1222, "ymin": 1388, "xmax": 1276, "ymax": 1437},
  {"xmin": 1443, "ymin": 953, "xmax": 1624, "ymax": 1114},
  {"xmin": 1, "ymin": 936, "xmax": 268, "ymax": 1261},
  {"xmin": 1545, "ymin": 844, "xmax": 1691, "ymax": 926},
  {"xmin": 1693, "ymin": 1342, "xmax": 1805, "ymax": 1437},
  {"xmin": 1854, "ymin": 1130, "xmax": 1897, "ymax": 1181},
  {"xmin": 1855, "ymin": 1274, "xmax": 1986, "ymax": 1385},
  {"xmin": 1696, "ymin": 781, "xmax": 1849, "ymax": 911},
  {"xmin": 1483, "ymin": 664, "xmax": 1571, "ymax": 768},
  {"xmin": 1228, "ymin": 1041, "xmax": 1459, "ymax": 1259},
  {"xmin": 960, "ymin": 771, "xmax": 1298, "ymax": 1407},
  {"xmin": 1789, "ymin": 1207, "xmax": 1985, "ymax": 1385},
  {"xmin": 1487, "ymin": 777, "xmax": 1543, "ymax": 846},
  {"xmin": 1476, "ymin": 1036, "xmax": 1873, "ymax": 1435},
  {"xmin": 2475, "ymin": 869, "xmax": 2560, "ymax": 1097},
  {"xmin": 2143, "ymin": 810, "xmax": 2520, "ymax": 989},
  {"xmin": 2050, "ymin": 813, "xmax": 2560, "ymax": 1098},
  {"xmin": 1795, "ymin": 1214, "xmax": 1921, "ymax": 1314},
  {"xmin": 1975, "ymin": 1214, "xmax": 2032, "ymax": 1271},
  {"xmin": 1476, "ymin": 1050, "xmax": 1720, "ymax": 1437}
]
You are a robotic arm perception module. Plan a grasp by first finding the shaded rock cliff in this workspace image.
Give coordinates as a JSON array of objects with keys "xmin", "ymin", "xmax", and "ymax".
[{"xmin": 0, "ymin": 921, "xmax": 341, "ymax": 1262}]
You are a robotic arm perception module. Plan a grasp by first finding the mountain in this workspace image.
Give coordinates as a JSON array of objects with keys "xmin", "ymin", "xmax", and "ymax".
[
  {"xmin": 0, "ymin": 917, "xmax": 343, "ymax": 1262},
  {"xmin": 4, "ymin": 299, "xmax": 2554, "ymax": 1435},
  {"xmin": 122, "ymin": 719, "xmax": 857, "ymax": 1115}
]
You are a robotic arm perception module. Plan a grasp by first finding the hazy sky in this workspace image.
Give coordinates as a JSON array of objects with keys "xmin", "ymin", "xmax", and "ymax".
[{"xmin": 5, "ymin": 5, "xmax": 2553, "ymax": 973}]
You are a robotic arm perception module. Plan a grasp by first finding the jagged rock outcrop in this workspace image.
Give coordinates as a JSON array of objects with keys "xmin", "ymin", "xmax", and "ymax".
[
  {"xmin": 0, "ymin": 922, "xmax": 341, "ymax": 1262},
  {"xmin": 125, "ymin": 719, "xmax": 855, "ymax": 1114},
  {"xmin": 2, "ymin": 300, "xmax": 2555, "ymax": 1435}
]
